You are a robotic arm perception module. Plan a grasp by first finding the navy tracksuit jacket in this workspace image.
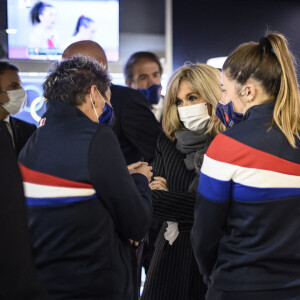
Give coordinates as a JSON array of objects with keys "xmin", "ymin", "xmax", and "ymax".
[
  {"xmin": 19, "ymin": 100, "xmax": 152, "ymax": 300},
  {"xmin": 191, "ymin": 103, "xmax": 300, "ymax": 297}
]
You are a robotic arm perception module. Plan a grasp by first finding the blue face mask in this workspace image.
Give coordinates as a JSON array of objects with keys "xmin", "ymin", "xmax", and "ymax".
[
  {"xmin": 216, "ymin": 86, "xmax": 247, "ymax": 129},
  {"xmin": 90, "ymin": 90, "xmax": 115, "ymax": 127},
  {"xmin": 216, "ymin": 101, "xmax": 244, "ymax": 129},
  {"xmin": 98, "ymin": 101, "xmax": 114, "ymax": 126},
  {"xmin": 138, "ymin": 84, "xmax": 161, "ymax": 105}
]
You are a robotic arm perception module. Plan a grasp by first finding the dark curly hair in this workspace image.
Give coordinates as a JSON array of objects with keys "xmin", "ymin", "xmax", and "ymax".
[{"xmin": 43, "ymin": 56, "xmax": 111, "ymax": 106}]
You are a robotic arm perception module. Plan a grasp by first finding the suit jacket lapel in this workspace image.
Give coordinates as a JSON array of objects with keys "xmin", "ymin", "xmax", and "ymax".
[{"xmin": 9, "ymin": 117, "xmax": 22, "ymax": 155}]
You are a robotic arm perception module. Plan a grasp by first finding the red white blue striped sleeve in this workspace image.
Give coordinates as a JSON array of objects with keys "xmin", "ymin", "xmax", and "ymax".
[
  {"xmin": 19, "ymin": 164, "xmax": 97, "ymax": 206},
  {"xmin": 191, "ymin": 133, "xmax": 300, "ymax": 284}
]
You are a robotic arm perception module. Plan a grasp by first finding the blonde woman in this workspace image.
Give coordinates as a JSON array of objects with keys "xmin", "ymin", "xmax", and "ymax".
[
  {"xmin": 191, "ymin": 32, "xmax": 300, "ymax": 300},
  {"xmin": 142, "ymin": 64, "xmax": 224, "ymax": 300}
]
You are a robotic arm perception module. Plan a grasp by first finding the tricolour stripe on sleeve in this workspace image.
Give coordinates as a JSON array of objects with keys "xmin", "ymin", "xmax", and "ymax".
[
  {"xmin": 199, "ymin": 151, "xmax": 300, "ymax": 203},
  {"xmin": 19, "ymin": 163, "xmax": 93, "ymax": 188},
  {"xmin": 232, "ymin": 183, "xmax": 300, "ymax": 202},
  {"xmin": 23, "ymin": 182, "xmax": 96, "ymax": 198},
  {"xmin": 202, "ymin": 155, "xmax": 300, "ymax": 189},
  {"xmin": 19, "ymin": 164, "xmax": 97, "ymax": 206},
  {"xmin": 206, "ymin": 134, "xmax": 300, "ymax": 176},
  {"xmin": 26, "ymin": 195, "xmax": 96, "ymax": 207},
  {"xmin": 198, "ymin": 172, "xmax": 231, "ymax": 202}
]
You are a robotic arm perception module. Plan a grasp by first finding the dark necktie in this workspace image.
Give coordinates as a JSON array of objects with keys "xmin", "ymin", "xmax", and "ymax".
[{"xmin": 0, "ymin": 120, "xmax": 13, "ymax": 147}]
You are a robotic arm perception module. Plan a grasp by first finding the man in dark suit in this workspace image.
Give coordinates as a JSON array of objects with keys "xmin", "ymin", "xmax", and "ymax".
[
  {"xmin": 62, "ymin": 41, "xmax": 161, "ymax": 165},
  {"xmin": 0, "ymin": 101, "xmax": 48, "ymax": 300},
  {"xmin": 0, "ymin": 62, "xmax": 36, "ymax": 156},
  {"xmin": 110, "ymin": 84, "xmax": 161, "ymax": 164},
  {"xmin": 10, "ymin": 116, "xmax": 36, "ymax": 155}
]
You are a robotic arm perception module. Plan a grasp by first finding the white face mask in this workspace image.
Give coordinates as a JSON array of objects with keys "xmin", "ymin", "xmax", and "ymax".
[
  {"xmin": 1, "ymin": 88, "xmax": 27, "ymax": 115},
  {"xmin": 177, "ymin": 103, "xmax": 210, "ymax": 131}
]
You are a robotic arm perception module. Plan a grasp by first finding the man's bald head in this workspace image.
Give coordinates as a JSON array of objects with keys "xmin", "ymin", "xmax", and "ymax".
[{"xmin": 62, "ymin": 40, "xmax": 108, "ymax": 67}]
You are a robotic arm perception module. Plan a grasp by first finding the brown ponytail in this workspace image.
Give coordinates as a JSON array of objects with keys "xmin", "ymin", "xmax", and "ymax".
[
  {"xmin": 267, "ymin": 33, "xmax": 300, "ymax": 147},
  {"xmin": 223, "ymin": 32, "xmax": 300, "ymax": 147}
]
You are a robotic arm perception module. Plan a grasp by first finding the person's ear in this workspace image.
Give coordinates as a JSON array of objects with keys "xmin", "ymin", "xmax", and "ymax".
[
  {"xmin": 90, "ymin": 85, "xmax": 100, "ymax": 107},
  {"xmin": 125, "ymin": 79, "xmax": 132, "ymax": 88},
  {"xmin": 243, "ymin": 83, "xmax": 256, "ymax": 102}
]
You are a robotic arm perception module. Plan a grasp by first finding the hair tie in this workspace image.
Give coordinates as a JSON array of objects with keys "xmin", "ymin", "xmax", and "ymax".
[{"xmin": 259, "ymin": 37, "xmax": 273, "ymax": 53}]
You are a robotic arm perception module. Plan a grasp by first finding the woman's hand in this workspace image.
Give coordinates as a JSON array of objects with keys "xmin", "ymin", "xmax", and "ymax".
[
  {"xmin": 128, "ymin": 161, "xmax": 153, "ymax": 183},
  {"xmin": 149, "ymin": 176, "xmax": 168, "ymax": 191}
]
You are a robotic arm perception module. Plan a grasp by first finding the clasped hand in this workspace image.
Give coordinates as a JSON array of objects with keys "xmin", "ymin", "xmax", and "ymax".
[
  {"xmin": 149, "ymin": 176, "xmax": 168, "ymax": 191},
  {"xmin": 127, "ymin": 161, "xmax": 153, "ymax": 183}
]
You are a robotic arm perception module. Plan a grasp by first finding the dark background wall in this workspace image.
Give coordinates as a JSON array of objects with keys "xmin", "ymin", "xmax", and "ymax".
[
  {"xmin": 0, "ymin": 0, "xmax": 8, "ymax": 59},
  {"xmin": 119, "ymin": 0, "xmax": 165, "ymax": 61},
  {"xmin": 120, "ymin": 0, "xmax": 164, "ymax": 35},
  {"xmin": 173, "ymin": 0, "xmax": 300, "ymax": 71}
]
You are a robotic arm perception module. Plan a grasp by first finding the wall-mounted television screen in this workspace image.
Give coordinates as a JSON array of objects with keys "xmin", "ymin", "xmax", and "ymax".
[{"xmin": 7, "ymin": 0, "xmax": 119, "ymax": 61}]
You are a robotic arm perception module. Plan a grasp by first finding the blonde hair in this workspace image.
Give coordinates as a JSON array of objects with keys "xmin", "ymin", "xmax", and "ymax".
[
  {"xmin": 163, "ymin": 64, "xmax": 225, "ymax": 140},
  {"xmin": 223, "ymin": 32, "xmax": 300, "ymax": 147}
]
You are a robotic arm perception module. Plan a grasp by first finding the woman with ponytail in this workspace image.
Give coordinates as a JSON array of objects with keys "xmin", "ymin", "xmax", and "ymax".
[
  {"xmin": 29, "ymin": 1, "xmax": 59, "ymax": 50},
  {"xmin": 191, "ymin": 32, "xmax": 300, "ymax": 299},
  {"xmin": 73, "ymin": 16, "xmax": 95, "ymax": 40},
  {"xmin": 62, "ymin": 16, "xmax": 96, "ymax": 50}
]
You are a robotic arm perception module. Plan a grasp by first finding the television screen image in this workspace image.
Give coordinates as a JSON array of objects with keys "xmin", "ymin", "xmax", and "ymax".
[
  {"xmin": 14, "ymin": 75, "xmax": 47, "ymax": 126},
  {"xmin": 7, "ymin": 0, "xmax": 119, "ymax": 61}
]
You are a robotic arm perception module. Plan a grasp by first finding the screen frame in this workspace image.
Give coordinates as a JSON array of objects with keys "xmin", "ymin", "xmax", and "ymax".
[
  {"xmin": 5, "ymin": 0, "xmax": 120, "ymax": 63},
  {"xmin": 0, "ymin": 0, "xmax": 8, "ymax": 60}
]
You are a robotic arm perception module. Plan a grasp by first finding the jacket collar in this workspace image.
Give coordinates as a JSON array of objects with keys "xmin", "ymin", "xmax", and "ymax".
[
  {"xmin": 243, "ymin": 101, "xmax": 275, "ymax": 122},
  {"xmin": 46, "ymin": 100, "xmax": 89, "ymax": 120}
]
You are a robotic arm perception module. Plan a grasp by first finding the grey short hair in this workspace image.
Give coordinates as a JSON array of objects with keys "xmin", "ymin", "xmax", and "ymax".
[{"xmin": 43, "ymin": 56, "xmax": 111, "ymax": 106}]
